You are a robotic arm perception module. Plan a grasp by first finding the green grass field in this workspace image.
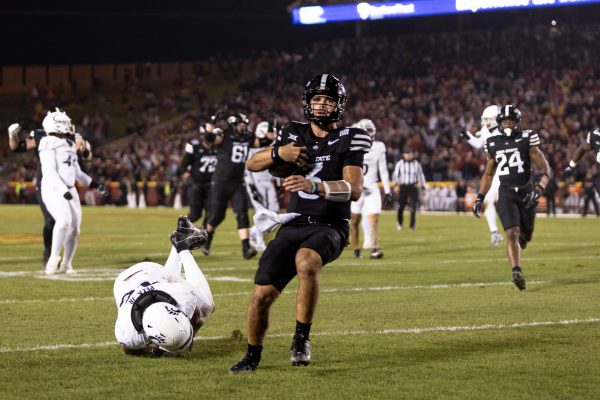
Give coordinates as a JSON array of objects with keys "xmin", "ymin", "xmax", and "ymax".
[{"xmin": 1, "ymin": 205, "xmax": 599, "ymax": 400}]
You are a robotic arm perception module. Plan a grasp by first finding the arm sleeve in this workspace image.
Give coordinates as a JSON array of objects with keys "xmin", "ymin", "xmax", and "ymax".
[
  {"xmin": 39, "ymin": 147, "xmax": 70, "ymax": 193},
  {"xmin": 378, "ymin": 146, "xmax": 391, "ymax": 194},
  {"xmin": 74, "ymin": 159, "xmax": 92, "ymax": 187}
]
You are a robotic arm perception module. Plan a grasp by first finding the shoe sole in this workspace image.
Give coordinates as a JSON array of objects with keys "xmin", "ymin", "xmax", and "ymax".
[{"xmin": 291, "ymin": 361, "xmax": 310, "ymax": 366}]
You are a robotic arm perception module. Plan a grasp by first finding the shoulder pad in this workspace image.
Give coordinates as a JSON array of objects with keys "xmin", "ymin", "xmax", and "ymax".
[
  {"xmin": 38, "ymin": 135, "xmax": 62, "ymax": 151},
  {"xmin": 184, "ymin": 142, "xmax": 194, "ymax": 154}
]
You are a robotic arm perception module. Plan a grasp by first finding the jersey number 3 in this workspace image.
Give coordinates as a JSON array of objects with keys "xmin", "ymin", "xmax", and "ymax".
[{"xmin": 496, "ymin": 152, "xmax": 524, "ymax": 176}]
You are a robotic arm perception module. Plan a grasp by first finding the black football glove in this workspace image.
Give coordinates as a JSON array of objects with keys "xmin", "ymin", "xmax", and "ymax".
[
  {"xmin": 472, "ymin": 194, "xmax": 484, "ymax": 218},
  {"xmin": 248, "ymin": 183, "xmax": 264, "ymax": 205},
  {"xmin": 384, "ymin": 193, "xmax": 393, "ymax": 207},
  {"xmin": 63, "ymin": 191, "xmax": 73, "ymax": 200},
  {"xmin": 97, "ymin": 183, "xmax": 109, "ymax": 198},
  {"xmin": 523, "ymin": 189, "xmax": 541, "ymax": 210},
  {"xmin": 563, "ymin": 165, "xmax": 575, "ymax": 176},
  {"xmin": 458, "ymin": 127, "xmax": 469, "ymax": 140}
]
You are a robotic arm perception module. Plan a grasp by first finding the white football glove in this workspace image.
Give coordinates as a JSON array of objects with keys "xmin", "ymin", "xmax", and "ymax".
[{"xmin": 8, "ymin": 123, "xmax": 21, "ymax": 138}]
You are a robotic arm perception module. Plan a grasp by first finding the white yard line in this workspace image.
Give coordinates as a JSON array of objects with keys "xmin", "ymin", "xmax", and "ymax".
[{"xmin": 1, "ymin": 317, "xmax": 598, "ymax": 354}]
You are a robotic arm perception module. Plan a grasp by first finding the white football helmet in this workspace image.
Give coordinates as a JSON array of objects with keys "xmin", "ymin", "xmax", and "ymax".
[
  {"xmin": 254, "ymin": 121, "xmax": 270, "ymax": 139},
  {"xmin": 142, "ymin": 302, "xmax": 194, "ymax": 353},
  {"xmin": 480, "ymin": 105, "xmax": 499, "ymax": 130},
  {"xmin": 42, "ymin": 108, "xmax": 75, "ymax": 134},
  {"xmin": 356, "ymin": 118, "xmax": 376, "ymax": 139}
]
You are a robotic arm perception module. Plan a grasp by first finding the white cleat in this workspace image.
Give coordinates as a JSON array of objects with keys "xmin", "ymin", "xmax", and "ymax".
[
  {"xmin": 59, "ymin": 264, "xmax": 76, "ymax": 274},
  {"xmin": 44, "ymin": 255, "xmax": 61, "ymax": 275},
  {"xmin": 491, "ymin": 232, "xmax": 503, "ymax": 248}
]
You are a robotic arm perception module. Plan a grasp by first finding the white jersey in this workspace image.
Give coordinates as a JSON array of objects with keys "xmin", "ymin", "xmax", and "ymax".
[
  {"xmin": 467, "ymin": 126, "xmax": 499, "ymax": 150},
  {"xmin": 38, "ymin": 135, "xmax": 91, "ymax": 192},
  {"xmin": 113, "ymin": 262, "xmax": 213, "ymax": 349},
  {"xmin": 362, "ymin": 141, "xmax": 391, "ymax": 194}
]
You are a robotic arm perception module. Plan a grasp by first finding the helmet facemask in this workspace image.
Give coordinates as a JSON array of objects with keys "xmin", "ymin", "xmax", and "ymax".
[{"xmin": 496, "ymin": 105, "xmax": 522, "ymax": 137}]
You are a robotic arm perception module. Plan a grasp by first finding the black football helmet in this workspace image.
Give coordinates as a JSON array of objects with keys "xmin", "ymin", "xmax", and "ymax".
[
  {"xmin": 227, "ymin": 113, "xmax": 250, "ymax": 135},
  {"xmin": 496, "ymin": 105, "xmax": 522, "ymax": 136},
  {"xmin": 302, "ymin": 73, "xmax": 347, "ymax": 127}
]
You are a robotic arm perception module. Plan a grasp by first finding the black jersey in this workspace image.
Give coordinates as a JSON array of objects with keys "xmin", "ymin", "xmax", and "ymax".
[
  {"xmin": 586, "ymin": 129, "xmax": 600, "ymax": 161},
  {"xmin": 180, "ymin": 139, "xmax": 217, "ymax": 183},
  {"xmin": 278, "ymin": 122, "xmax": 371, "ymax": 220},
  {"xmin": 214, "ymin": 129, "xmax": 255, "ymax": 181},
  {"xmin": 28, "ymin": 129, "xmax": 46, "ymax": 187},
  {"xmin": 484, "ymin": 130, "xmax": 540, "ymax": 187}
]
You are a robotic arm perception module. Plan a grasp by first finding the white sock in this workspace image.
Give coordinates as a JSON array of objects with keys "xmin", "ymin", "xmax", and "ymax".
[
  {"xmin": 163, "ymin": 246, "xmax": 182, "ymax": 275},
  {"xmin": 61, "ymin": 233, "xmax": 78, "ymax": 267},
  {"xmin": 484, "ymin": 202, "xmax": 498, "ymax": 233},
  {"xmin": 179, "ymin": 250, "xmax": 213, "ymax": 307}
]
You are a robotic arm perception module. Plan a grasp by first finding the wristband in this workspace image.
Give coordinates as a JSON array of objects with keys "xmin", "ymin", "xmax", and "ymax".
[
  {"xmin": 476, "ymin": 194, "xmax": 485, "ymax": 202},
  {"xmin": 568, "ymin": 160, "xmax": 577, "ymax": 168},
  {"xmin": 310, "ymin": 181, "xmax": 318, "ymax": 195},
  {"xmin": 271, "ymin": 146, "xmax": 283, "ymax": 164}
]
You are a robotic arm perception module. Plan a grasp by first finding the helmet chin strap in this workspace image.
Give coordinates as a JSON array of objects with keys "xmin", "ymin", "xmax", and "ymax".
[{"xmin": 503, "ymin": 128, "xmax": 513, "ymax": 136}]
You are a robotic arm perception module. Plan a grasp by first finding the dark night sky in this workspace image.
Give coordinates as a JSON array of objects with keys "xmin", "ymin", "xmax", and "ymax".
[{"xmin": 1, "ymin": 1, "xmax": 599, "ymax": 65}]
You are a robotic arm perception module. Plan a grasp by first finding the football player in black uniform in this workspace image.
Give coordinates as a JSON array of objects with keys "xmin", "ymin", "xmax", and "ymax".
[
  {"xmin": 473, "ymin": 105, "xmax": 551, "ymax": 291},
  {"xmin": 7, "ymin": 119, "xmax": 93, "ymax": 266},
  {"xmin": 177, "ymin": 125, "xmax": 218, "ymax": 227},
  {"xmin": 229, "ymin": 74, "xmax": 371, "ymax": 374},
  {"xmin": 202, "ymin": 113, "xmax": 259, "ymax": 259},
  {"xmin": 564, "ymin": 128, "xmax": 600, "ymax": 196}
]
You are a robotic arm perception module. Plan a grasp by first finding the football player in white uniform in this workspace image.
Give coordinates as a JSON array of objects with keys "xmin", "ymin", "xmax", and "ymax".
[
  {"xmin": 350, "ymin": 119, "xmax": 392, "ymax": 259},
  {"xmin": 114, "ymin": 216, "xmax": 214, "ymax": 356},
  {"xmin": 245, "ymin": 121, "xmax": 280, "ymax": 251},
  {"xmin": 38, "ymin": 109, "xmax": 105, "ymax": 275},
  {"xmin": 460, "ymin": 105, "xmax": 503, "ymax": 247}
]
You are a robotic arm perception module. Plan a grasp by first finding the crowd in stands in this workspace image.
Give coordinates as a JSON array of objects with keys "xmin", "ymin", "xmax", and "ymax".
[{"xmin": 2, "ymin": 20, "xmax": 599, "ymax": 212}]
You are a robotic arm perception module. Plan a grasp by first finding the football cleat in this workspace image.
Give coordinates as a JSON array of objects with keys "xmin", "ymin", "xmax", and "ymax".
[
  {"xmin": 228, "ymin": 355, "xmax": 259, "ymax": 374},
  {"xmin": 353, "ymin": 249, "xmax": 362, "ymax": 259},
  {"xmin": 290, "ymin": 333, "xmax": 311, "ymax": 366},
  {"xmin": 370, "ymin": 250, "xmax": 383, "ymax": 259},
  {"xmin": 512, "ymin": 270, "xmax": 526, "ymax": 291},
  {"xmin": 243, "ymin": 247, "xmax": 258, "ymax": 260},
  {"xmin": 44, "ymin": 255, "xmax": 61, "ymax": 275},
  {"xmin": 491, "ymin": 232, "xmax": 503, "ymax": 248},
  {"xmin": 396, "ymin": 224, "xmax": 403, "ymax": 231},
  {"xmin": 176, "ymin": 216, "xmax": 208, "ymax": 240},
  {"xmin": 59, "ymin": 264, "xmax": 75, "ymax": 274}
]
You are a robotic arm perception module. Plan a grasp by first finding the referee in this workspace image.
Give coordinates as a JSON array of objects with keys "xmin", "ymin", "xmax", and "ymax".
[{"xmin": 392, "ymin": 146, "xmax": 428, "ymax": 231}]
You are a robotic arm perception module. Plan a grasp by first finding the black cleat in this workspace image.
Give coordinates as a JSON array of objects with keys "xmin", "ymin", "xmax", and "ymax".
[
  {"xmin": 243, "ymin": 247, "xmax": 258, "ymax": 260},
  {"xmin": 370, "ymin": 250, "xmax": 383, "ymax": 259},
  {"xmin": 200, "ymin": 244, "xmax": 211, "ymax": 256},
  {"xmin": 353, "ymin": 249, "xmax": 362, "ymax": 258},
  {"xmin": 512, "ymin": 270, "xmax": 526, "ymax": 291},
  {"xmin": 177, "ymin": 216, "xmax": 207, "ymax": 239},
  {"xmin": 228, "ymin": 355, "xmax": 259, "ymax": 374},
  {"xmin": 290, "ymin": 333, "xmax": 311, "ymax": 366},
  {"xmin": 170, "ymin": 217, "xmax": 208, "ymax": 252}
]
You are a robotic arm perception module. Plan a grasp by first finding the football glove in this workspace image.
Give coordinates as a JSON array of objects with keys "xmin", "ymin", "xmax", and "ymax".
[
  {"xmin": 523, "ymin": 189, "xmax": 541, "ymax": 210},
  {"xmin": 563, "ymin": 165, "xmax": 575, "ymax": 176},
  {"xmin": 472, "ymin": 194, "xmax": 484, "ymax": 218},
  {"xmin": 458, "ymin": 127, "xmax": 468, "ymax": 140},
  {"xmin": 63, "ymin": 191, "xmax": 73, "ymax": 200},
  {"xmin": 248, "ymin": 183, "xmax": 264, "ymax": 205},
  {"xmin": 384, "ymin": 193, "xmax": 393, "ymax": 207},
  {"xmin": 8, "ymin": 123, "xmax": 21, "ymax": 138},
  {"xmin": 97, "ymin": 184, "xmax": 109, "ymax": 198}
]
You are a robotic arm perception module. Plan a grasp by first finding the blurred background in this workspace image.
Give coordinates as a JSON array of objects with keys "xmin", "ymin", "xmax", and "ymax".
[{"xmin": 1, "ymin": 0, "xmax": 599, "ymax": 215}]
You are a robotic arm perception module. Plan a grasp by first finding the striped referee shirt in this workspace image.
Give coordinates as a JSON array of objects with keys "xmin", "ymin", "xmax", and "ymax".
[{"xmin": 393, "ymin": 159, "xmax": 427, "ymax": 187}]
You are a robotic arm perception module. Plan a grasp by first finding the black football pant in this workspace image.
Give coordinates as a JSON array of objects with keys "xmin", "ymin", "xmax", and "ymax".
[
  {"xmin": 397, "ymin": 185, "xmax": 418, "ymax": 229},
  {"xmin": 187, "ymin": 181, "xmax": 212, "ymax": 227}
]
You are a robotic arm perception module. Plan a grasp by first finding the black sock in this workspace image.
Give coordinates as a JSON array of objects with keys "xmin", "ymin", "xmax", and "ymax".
[
  {"xmin": 242, "ymin": 238, "xmax": 250, "ymax": 253},
  {"xmin": 295, "ymin": 320, "xmax": 312, "ymax": 340},
  {"xmin": 247, "ymin": 344, "xmax": 262, "ymax": 362},
  {"xmin": 206, "ymin": 231, "xmax": 214, "ymax": 248},
  {"xmin": 353, "ymin": 249, "xmax": 360, "ymax": 257},
  {"xmin": 512, "ymin": 266, "xmax": 522, "ymax": 272}
]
